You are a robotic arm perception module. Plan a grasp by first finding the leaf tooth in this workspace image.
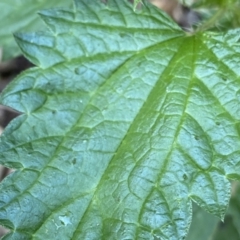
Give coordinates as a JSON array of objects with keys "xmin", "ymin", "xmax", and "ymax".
[
  {"xmin": 189, "ymin": 170, "xmax": 231, "ymax": 220},
  {"xmin": 14, "ymin": 32, "xmax": 65, "ymax": 69},
  {"xmin": 0, "ymin": 211, "xmax": 15, "ymax": 230}
]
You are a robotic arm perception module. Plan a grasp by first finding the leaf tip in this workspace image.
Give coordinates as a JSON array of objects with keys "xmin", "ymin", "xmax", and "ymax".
[{"xmin": 13, "ymin": 33, "xmax": 41, "ymax": 68}]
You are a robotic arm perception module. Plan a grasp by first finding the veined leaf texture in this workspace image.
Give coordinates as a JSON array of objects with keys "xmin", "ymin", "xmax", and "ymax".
[{"xmin": 0, "ymin": 0, "xmax": 240, "ymax": 239}]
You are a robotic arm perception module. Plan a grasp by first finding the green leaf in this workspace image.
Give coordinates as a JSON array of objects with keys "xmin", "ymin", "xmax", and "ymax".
[
  {"xmin": 187, "ymin": 182, "xmax": 240, "ymax": 240},
  {"xmin": 211, "ymin": 216, "xmax": 240, "ymax": 240},
  {"xmin": 186, "ymin": 203, "xmax": 219, "ymax": 240},
  {"xmin": 192, "ymin": 0, "xmax": 238, "ymax": 7},
  {"xmin": 228, "ymin": 182, "xmax": 240, "ymax": 237},
  {"xmin": 210, "ymin": 182, "xmax": 240, "ymax": 240},
  {"xmin": 0, "ymin": 0, "xmax": 69, "ymax": 60},
  {"xmin": 1, "ymin": 0, "xmax": 240, "ymax": 239},
  {"xmin": 191, "ymin": 0, "xmax": 240, "ymax": 31}
]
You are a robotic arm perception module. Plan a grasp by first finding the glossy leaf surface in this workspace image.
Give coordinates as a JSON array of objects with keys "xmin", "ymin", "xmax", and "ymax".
[{"xmin": 0, "ymin": 0, "xmax": 240, "ymax": 239}]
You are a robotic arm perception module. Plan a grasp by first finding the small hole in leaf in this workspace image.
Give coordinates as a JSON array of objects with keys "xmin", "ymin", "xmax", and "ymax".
[
  {"xmin": 74, "ymin": 68, "xmax": 79, "ymax": 75},
  {"xmin": 72, "ymin": 158, "xmax": 76, "ymax": 165},
  {"xmin": 74, "ymin": 67, "xmax": 84, "ymax": 75},
  {"xmin": 119, "ymin": 33, "xmax": 128, "ymax": 38},
  {"xmin": 194, "ymin": 135, "xmax": 199, "ymax": 140}
]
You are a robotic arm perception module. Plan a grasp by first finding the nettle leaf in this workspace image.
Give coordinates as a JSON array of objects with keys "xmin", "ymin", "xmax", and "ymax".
[
  {"xmin": 0, "ymin": 0, "xmax": 69, "ymax": 60},
  {"xmin": 1, "ymin": 0, "xmax": 240, "ymax": 239}
]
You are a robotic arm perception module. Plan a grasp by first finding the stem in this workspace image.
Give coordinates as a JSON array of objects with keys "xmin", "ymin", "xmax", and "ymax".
[{"xmin": 197, "ymin": 8, "xmax": 226, "ymax": 32}]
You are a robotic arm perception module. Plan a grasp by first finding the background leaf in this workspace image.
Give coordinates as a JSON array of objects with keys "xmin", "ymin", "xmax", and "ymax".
[
  {"xmin": 186, "ymin": 203, "xmax": 219, "ymax": 240},
  {"xmin": 0, "ymin": 0, "xmax": 240, "ymax": 239},
  {"xmin": 0, "ymin": 0, "xmax": 69, "ymax": 61},
  {"xmin": 187, "ymin": 182, "xmax": 240, "ymax": 240},
  {"xmin": 189, "ymin": 0, "xmax": 240, "ymax": 31},
  {"xmin": 210, "ymin": 182, "xmax": 240, "ymax": 240}
]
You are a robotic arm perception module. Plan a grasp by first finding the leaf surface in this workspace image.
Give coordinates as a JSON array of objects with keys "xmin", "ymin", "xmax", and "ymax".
[
  {"xmin": 0, "ymin": 0, "xmax": 69, "ymax": 60},
  {"xmin": 0, "ymin": 0, "xmax": 240, "ymax": 239}
]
